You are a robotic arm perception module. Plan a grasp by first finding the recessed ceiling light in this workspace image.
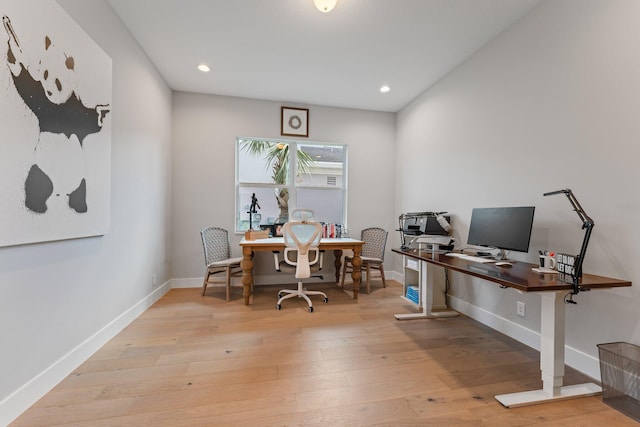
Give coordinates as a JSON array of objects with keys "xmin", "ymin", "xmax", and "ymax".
[
  {"xmin": 380, "ymin": 85, "xmax": 390, "ymax": 93},
  {"xmin": 198, "ymin": 64, "xmax": 210, "ymax": 72}
]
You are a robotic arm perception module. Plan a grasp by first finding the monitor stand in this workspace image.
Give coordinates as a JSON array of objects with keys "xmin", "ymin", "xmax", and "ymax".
[
  {"xmin": 495, "ymin": 248, "xmax": 511, "ymax": 261},
  {"xmin": 477, "ymin": 247, "xmax": 510, "ymax": 261},
  {"xmin": 497, "ymin": 248, "xmax": 510, "ymax": 261}
]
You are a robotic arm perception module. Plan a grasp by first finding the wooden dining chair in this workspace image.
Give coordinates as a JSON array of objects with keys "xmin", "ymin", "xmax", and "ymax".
[
  {"xmin": 200, "ymin": 227, "xmax": 243, "ymax": 301},
  {"xmin": 341, "ymin": 227, "xmax": 388, "ymax": 294}
]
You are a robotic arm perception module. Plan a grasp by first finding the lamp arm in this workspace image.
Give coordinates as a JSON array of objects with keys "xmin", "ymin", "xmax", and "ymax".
[
  {"xmin": 565, "ymin": 190, "xmax": 594, "ymax": 226},
  {"xmin": 544, "ymin": 188, "xmax": 594, "ymax": 227},
  {"xmin": 572, "ymin": 220, "xmax": 593, "ymax": 295},
  {"xmin": 543, "ymin": 188, "xmax": 595, "ymax": 296}
]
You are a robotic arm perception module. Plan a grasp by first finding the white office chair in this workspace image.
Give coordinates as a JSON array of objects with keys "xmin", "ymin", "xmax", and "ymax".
[{"xmin": 274, "ymin": 209, "xmax": 328, "ymax": 312}]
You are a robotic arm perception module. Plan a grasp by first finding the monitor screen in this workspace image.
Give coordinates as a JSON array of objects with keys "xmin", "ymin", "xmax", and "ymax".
[{"xmin": 467, "ymin": 206, "xmax": 535, "ymax": 254}]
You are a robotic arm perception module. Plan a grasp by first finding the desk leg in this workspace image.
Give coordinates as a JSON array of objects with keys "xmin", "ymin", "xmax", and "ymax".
[
  {"xmin": 495, "ymin": 291, "xmax": 601, "ymax": 407},
  {"xmin": 395, "ymin": 261, "xmax": 458, "ymax": 320},
  {"xmin": 351, "ymin": 247, "xmax": 362, "ymax": 300},
  {"xmin": 333, "ymin": 249, "xmax": 343, "ymax": 284},
  {"xmin": 240, "ymin": 249, "xmax": 254, "ymax": 306}
]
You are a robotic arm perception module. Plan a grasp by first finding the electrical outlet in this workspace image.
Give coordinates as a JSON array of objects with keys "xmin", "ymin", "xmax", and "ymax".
[
  {"xmin": 516, "ymin": 301, "xmax": 525, "ymax": 317},
  {"xmin": 152, "ymin": 274, "xmax": 157, "ymax": 286}
]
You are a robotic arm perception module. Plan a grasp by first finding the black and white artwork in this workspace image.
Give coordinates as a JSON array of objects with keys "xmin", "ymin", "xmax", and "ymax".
[{"xmin": 1, "ymin": 0, "xmax": 111, "ymax": 247}]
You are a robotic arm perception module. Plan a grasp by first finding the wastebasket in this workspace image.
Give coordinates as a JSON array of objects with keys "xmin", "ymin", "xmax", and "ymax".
[{"xmin": 597, "ymin": 342, "xmax": 640, "ymax": 422}]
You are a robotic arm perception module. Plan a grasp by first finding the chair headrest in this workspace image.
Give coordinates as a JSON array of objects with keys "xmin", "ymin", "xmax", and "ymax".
[
  {"xmin": 290, "ymin": 209, "xmax": 315, "ymax": 222},
  {"xmin": 282, "ymin": 221, "xmax": 322, "ymax": 250}
]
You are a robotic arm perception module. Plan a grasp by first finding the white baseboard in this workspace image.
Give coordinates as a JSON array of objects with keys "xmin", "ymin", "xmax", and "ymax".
[
  {"xmin": 448, "ymin": 295, "xmax": 601, "ymax": 381},
  {"xmin": 0, "ymin": 281, "xmax": 172, "ymax": 427},
  {"xmin": 387, "ymin": 270, "xmax": 403, "ymax": 283},
  {"xmin": 171, "ymin": 277, "xmax": 203, "ymax": 288}
]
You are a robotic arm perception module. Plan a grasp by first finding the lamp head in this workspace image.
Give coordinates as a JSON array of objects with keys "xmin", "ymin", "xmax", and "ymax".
[{"xmin": 544, "ymin": 189, "xmax": 570, "ymax": 197}]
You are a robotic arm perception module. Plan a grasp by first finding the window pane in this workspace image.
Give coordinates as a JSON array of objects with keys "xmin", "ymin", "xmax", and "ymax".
[
  {"xmin": 237, "ymin": 186, "xmax": 289, "ymax": 231},
  {"xmin": 298, "ymin": 144, "xmax": 344, "ymax": 187},
  {"xmin": 237, "ymin": 139, "xmax": 290, "ymax": 184},
  {"xmin": 297, "ymin": 188, "xmax": 344, "ymax": 224}
]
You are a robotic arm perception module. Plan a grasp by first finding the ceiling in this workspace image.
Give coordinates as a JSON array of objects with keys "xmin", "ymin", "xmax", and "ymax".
[{"xmin": 108, "ymin": 0, "xmax": 541, "ymax": 112}]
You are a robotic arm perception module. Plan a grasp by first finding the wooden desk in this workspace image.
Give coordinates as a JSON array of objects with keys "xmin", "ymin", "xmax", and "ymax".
[
  {"xmin": 392, "ymin": 248, "xmax": 632, "ymax": 408},
  {"xmin": 240, "ymin": 237, "xmax": 364, "ymax": 305}
]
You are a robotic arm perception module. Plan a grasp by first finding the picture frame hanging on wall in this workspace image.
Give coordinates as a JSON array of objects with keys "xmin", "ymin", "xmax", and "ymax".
[
  {"xmin": 0, "ymin": 0, "xmax": 112, "ymax": 247},
  {"xmin": 281, "ymin": 107, "xmax": 309, "ymax": 137}
]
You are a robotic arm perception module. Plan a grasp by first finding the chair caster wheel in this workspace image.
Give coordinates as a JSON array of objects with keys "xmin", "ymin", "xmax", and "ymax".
[
  {"xmin": 323, "ymin": 297, "xmax": 328, "ymax": 303},
  {"xmin": 276, "ymin": 304, "xmax": 282, "ymax": 310},
  {"xmin": 308, "ymin": 306, "xmax": 314, "ymax": 313}
]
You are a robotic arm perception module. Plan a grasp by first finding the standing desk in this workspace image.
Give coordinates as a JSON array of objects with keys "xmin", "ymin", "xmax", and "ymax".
[
  {"xmin": 392, "ymin": 248, "xmax": 632, "ymax": 408},
  {"xmin": 239, "ymin": 237, "xmax": 364, "ymax": 305}
]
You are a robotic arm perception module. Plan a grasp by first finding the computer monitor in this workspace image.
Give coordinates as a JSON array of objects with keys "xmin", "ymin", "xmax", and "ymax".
[{"xmin": 467, "ymin": 206, "xmax": 535, "ymax": 260}]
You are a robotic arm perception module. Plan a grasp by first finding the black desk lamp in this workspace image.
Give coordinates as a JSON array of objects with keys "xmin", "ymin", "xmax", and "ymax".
[{"xmin": 543, "ymin": 189, "xmax": 594, "ymax": 300}]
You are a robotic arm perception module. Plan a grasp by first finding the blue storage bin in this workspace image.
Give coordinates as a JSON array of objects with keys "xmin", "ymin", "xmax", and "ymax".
[{"xmin": 405, "ymin": 285, "xmax": 419, "ymax": 304}]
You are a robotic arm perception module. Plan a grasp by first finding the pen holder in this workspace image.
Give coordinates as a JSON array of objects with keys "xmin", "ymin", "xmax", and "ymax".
[{"xmin": 539, "ymin": 254, "xmax": 556, "ymax": 269}]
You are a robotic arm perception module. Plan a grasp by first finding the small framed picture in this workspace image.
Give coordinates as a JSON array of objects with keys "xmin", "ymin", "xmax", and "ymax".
[
  {"xmin": 281, "ymin": 107, "xmax": 309, "ymax": 137},
  {"xmin": 274, "ymin": 223, "xmax": 285, "ymax": 237}
]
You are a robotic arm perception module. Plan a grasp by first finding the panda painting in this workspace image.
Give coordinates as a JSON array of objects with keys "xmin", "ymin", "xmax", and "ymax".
[
  {"xmin": 4, "ymin": 15, "xmax": 109, "ymax": 214},
  {"xmin": 0, "ymin": 0, "xmax": 111, "ymax": 247}
]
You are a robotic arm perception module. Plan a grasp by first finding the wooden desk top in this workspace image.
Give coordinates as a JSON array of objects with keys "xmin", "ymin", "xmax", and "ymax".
[
  {"xmin": 392, "ymin": 248, "xmax": 631, "ymax": 292},
  {"xmin": 240, "ymin": 237, "xmax": 363, "ymax": 251}
]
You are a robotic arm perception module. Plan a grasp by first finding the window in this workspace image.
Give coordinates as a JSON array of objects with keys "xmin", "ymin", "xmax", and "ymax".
[{"xmin": 236, "ymin": 138, "xmax": 347, "ymax": 233}]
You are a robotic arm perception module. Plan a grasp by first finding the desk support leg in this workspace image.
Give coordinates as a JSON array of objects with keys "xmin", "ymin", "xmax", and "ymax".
[
  {"xmin": 541, "ymin": 291, "xmax": 565, "ymax": 396},
  {"xmin": 395, "ymin": 260, "xmax": 458, "ymax": 320},
  {"xmin": 350, "ymin": 248, "xmax": 362, "ymax": 300},
  {"xmin": 333, "ymin": 250, "xmax": 343, "ymax": 284},
  {"xmin": 240, "ymin": 249, "xmax": 253, "ymax": 306},
  {"xmin": 495, "ymin": 291, "xmax": 601, "ymax": 407}
]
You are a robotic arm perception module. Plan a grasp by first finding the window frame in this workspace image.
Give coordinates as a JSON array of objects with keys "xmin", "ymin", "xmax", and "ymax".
[{"xmin": 235, "ymin": 137, "xmax": 347, "ymax": 234}]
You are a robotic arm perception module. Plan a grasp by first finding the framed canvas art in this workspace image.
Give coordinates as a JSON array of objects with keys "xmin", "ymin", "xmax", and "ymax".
[{"xmin": 0, "ymin": 0, "xmax": 112, "ymax": 247}]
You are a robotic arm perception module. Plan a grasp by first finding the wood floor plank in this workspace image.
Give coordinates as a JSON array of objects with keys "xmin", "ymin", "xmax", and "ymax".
[
  {"xmin": 10, "ymin": 397, "xmax": 137, "ymax": 427},
  {"xmin": 11, "ymin": 282, "xmax": 640, "ymax": 426}
]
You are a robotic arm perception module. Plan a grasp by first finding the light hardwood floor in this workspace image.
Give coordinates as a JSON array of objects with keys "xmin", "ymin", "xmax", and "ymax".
[{"xmin": 12, "ymin": 280, "xmax": 636, "ymax": 426}]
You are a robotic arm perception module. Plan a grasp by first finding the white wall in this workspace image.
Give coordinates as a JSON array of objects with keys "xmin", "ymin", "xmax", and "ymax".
[
  {"xmin": 8, "ymin": 0, "xmax": 639, "ymax": 423},
  {"xmin": 171, "ymin": 93, "xmax": 396, "ymax": 286},
  {"xmin": 396, "ymin": 0, "xmax": 640, "ymax": 379},
  {"xmin": 0, "ymin": 1, "xmax": 173, "ymax": 424}
]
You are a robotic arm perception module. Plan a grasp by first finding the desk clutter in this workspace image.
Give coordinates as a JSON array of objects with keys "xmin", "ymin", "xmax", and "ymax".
[
  {"xmin": 556, "ymin": 252, "xmax": 581, "ymax": 283},
  {"xmin": 244, "ymin": 229, "xmax": 270, "ymax": 240},
  {"xmin": 530, "ymin": 250, "xmax": 580, "ymax": 282},
  {"xmin": 398, "ymin": 211, "xmax": 454, "ymax": 251},
  {"xmin": 259, "ymin": 222, "xmax": 345, "ymax": 238},
  {"xmin": 321, "ymin": 222, "xmax": 343, "ymax": 238}
]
